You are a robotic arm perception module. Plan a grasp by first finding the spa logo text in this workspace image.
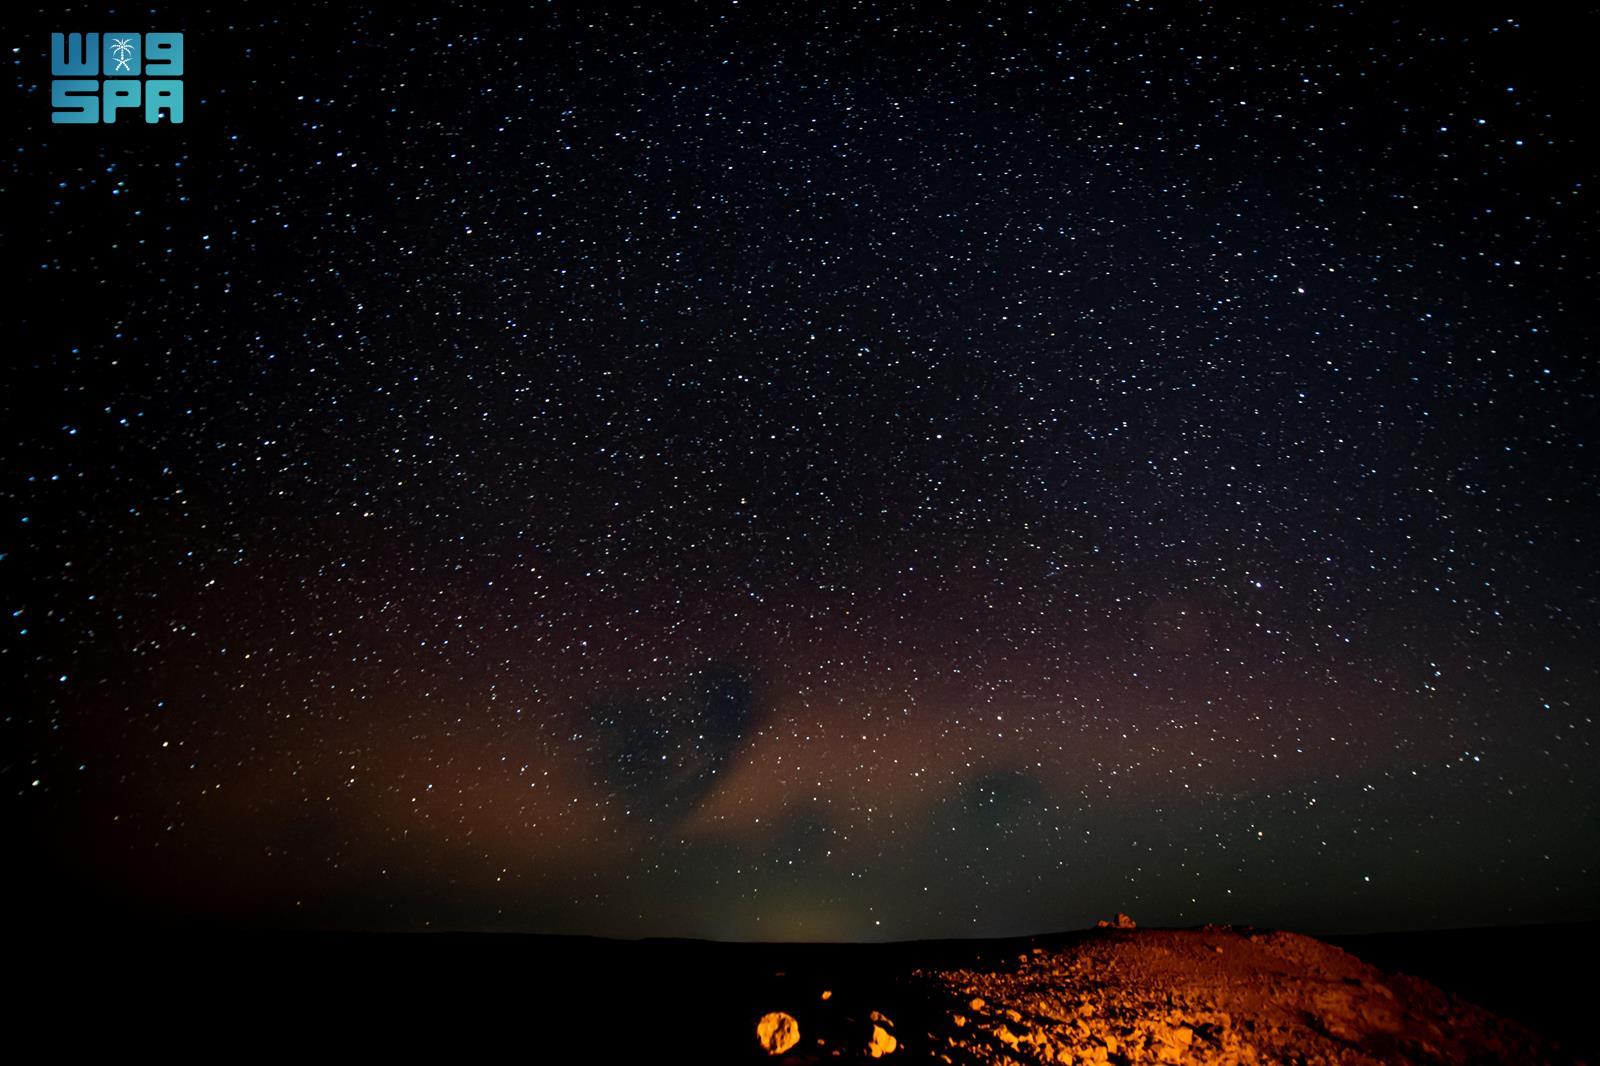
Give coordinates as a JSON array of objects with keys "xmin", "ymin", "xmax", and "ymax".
[{"xmin": 51, "ymin": 32, "xmax": 185, "ymax": 124}]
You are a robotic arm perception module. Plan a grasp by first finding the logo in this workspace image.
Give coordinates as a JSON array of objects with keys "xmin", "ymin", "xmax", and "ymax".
[{"xmin": 51, "ymin": 32, "xmax": 184, "ymax": 124}]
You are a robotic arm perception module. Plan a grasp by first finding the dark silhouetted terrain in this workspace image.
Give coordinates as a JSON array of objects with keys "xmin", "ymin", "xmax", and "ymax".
[{"xmin": 16, "ymin": 921, "xmax": 1592, "ymax": 1062}]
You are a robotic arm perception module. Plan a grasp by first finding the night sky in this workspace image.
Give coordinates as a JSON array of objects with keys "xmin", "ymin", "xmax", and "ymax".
[{"xmin": 7, "ymin": 2, "xmax": 1598, "ymax": 941}]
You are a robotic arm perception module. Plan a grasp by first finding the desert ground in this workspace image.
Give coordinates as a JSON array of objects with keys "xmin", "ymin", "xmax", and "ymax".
[{"xmin": 21, "ymin": 920, "xmax": 1592, "ymax": 1062}]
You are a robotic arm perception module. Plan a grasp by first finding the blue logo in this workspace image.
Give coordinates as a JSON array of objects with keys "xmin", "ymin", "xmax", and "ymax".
[{"xmin": 51, "ymin": 32, "xmax": 185, "ymax": 124}]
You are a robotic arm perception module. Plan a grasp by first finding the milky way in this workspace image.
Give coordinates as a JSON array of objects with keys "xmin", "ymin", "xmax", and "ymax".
[{"xmin": 7, "ymin": 2, "xmax": 1598, "ymax": 940}]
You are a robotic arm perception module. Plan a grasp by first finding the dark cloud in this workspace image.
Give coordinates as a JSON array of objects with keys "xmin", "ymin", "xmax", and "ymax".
[
  {"xmin": 956, "ymin": 768, "xmax": 1052, "ymax": 838},
  {"xmin": 581, "ymin": 661, "xmax": 760, "ymax": 821}
]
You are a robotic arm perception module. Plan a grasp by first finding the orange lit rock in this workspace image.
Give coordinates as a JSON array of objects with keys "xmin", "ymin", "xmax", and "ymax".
[
  {"xmin": 756, "ymin": 1011, "xmax": 800, "ymax": 1055},
  {"xmin": 868, "ymin": 1023, "xmax": 898, "ymax": 1057},
  {"xmin": 919, "ymin": 926, "xmax": 1561, "ymax": 1065}
]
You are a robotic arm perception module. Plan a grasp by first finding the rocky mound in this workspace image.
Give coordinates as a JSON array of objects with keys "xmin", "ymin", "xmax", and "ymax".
[{"xmin": 911, "ymin": 925, "xmax": 1569, "ymax": 1064}]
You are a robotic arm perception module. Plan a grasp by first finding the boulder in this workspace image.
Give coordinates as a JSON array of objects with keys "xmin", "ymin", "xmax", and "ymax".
[{"xmin": 756, "ymin": 1011, "xmax": 800, "ymax": 1055}]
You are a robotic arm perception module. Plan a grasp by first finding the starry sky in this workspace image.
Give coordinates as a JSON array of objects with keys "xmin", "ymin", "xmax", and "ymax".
[{"xmin": 7, "ymin": 1, "xmax": 1598, "ymax": 941}]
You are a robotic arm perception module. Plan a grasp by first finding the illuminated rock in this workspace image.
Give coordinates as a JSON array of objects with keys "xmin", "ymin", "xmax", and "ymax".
[{"xmin": 756, "ymin": 1011, "xmax": 800, "ymax": 1055}]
